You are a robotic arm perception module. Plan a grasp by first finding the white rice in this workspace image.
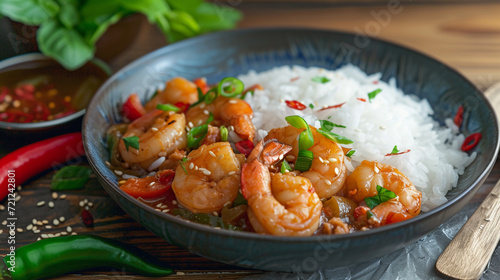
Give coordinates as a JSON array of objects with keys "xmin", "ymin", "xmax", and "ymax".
[{"xmin": 238, "ymin": 64, "xmax": 476, "ymax": 212}]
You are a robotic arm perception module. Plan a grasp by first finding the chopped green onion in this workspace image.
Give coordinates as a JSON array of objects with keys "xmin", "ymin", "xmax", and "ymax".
[
  {"xmin": 309, "ymin": 103, "xmax": 315, "ymax": 109},
  {"xmin": 281, "ymin": 159, "xmax": 292, "ymax": 173},
  {"xmin": 311, "ymin": 76, "xmax": 330, "ymax": 84},
  {"xmin": 206, "ymin": 112, "xmax": 214, "ymax": 124},
  {"xmin": 187, "ymin": 124, "xmax": 208, "ymax": 148},
  {"xmin": 156, "ymin": 103, "xmax": 180, "ymax": 112},
  {"xmin": 190, "ymin": 87, "xmax": 206, "ymax": 108},
  {"xmin": 218, "ymin": 77, "xmax": 244, "ymax": 98},
  {"xmin": 204, "ymin": 88, "xmax": 218, "ymax": 104},
  {"xmin": 285, "ymin": 115, "xmax": 314, "ymax": 150},
  {"xmin": 391, "ymin": 145, "xmax": 400, "ymax": 154},
  {"xmin": 233, "ymin": 192, "xmax": 248, "ymax": 207},
  {"xmin": 122, "ymin": 136, "xmax": 139, "ymax": 151},
  {"xmin": 220, "ymin": 125, "xmax": 228, "ymax": 142},
  {"xmin": 179, "ymin": 157, "xmax": 188, "ymax": 174},
  {"xmin": 320, "ymin": 120, "xmax": 346, "ymax": 131},
  {"xmin": 368, "ymin": 89, "xmax": 382, "ymax": 102},
  {"xmin": 317, "ymin": 129, "xmax": 353, "ymax": 144},
  {"xmin": 364, "ymin": 185, "xmax": 397, "ymax": 209},
  {"xmin": 346, "ymin": 149, "xmax": 355, "ymax": 157},
  {"xmin": 295, "ymin": 150, "xmax": 313, "ymax": 172}
]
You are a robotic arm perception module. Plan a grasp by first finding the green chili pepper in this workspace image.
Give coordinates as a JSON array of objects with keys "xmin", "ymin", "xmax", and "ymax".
[{"xmin": 1, "ymin": 235, "xmax": 173, "ymax": 280}]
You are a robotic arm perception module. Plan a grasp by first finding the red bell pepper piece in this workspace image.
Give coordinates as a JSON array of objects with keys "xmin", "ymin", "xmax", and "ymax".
[{"xmin": 122, "ymin": 94, "xmax": 146, "ymax": 121}]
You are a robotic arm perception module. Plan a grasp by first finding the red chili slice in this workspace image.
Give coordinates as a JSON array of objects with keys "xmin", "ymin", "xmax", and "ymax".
[
  {"xmin": 454, "ymin": 105, "xmax": 464, "ymax": 127},
  {"xmin": 235, "ymin": 140, "xmax": 255, "ymax": 157},
  {"xmin": 290, "ymin": 77, "xmax": 300, "ymax": 82},
  {"xmin": 174, "ymin": 102, "xmax": 189, "ymax": 113},
  {"xmin": 319, "ymin": 102, "xmax": 346, "ymax": 111},
  {"xmin": 81, "ymin": 209, "xmax": 94, "ymax": 227},
  {"xmin": 461, "ymin": 132, "xmax": 482, "ymax": 151},
  {"xmin": 385, "ymin": 149, "xmax": 411, "ymax": 156},
  {"xmin": 357, "ymin": 98, "xmax": 367, "ymax": 102},
  {"xmin": 285, "ymin": 100, "xmax": 307, "ymax": 110}
]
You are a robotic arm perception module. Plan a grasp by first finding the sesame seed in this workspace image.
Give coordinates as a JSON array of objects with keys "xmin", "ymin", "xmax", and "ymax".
[
  {"xmin": 52, "ymin": 192, "xmax": 58, "ymax": 200},
  {"xmin": 158, "ymin": 151, "xmax": 167, "ymax": 157},
  {"xmin": 46, "ymin": 226, "xmax": 52, "ymax": 229},
  {"xmin": 324, "ymin": 179, "xmax": 332, "ymax": 186},
  {"xmin": 203, "ymin": 110, "xmax": 209, "ymax": 115},
  {"xmin": 59, "ymin": 217, "xmax": 65, "ymax": 222},
  {"xmin": 155, "ymin": 208, "xmax": 161, "ymax": 211},
  {"xmin": 229, "ymin": 125, "xmax": 234, "ymax": 131},
  {"xmin": 334, "ymin": 167, "xmax": 340, "ymax": 175},
  {"xmin": 18, "ymin": 186, "xmax": 22, "ymax": 191},
  {"xmin": 48, "ymin": 233, "xmax": 55, "ymax": 238},
  {"xmin": 189, "ymin": 163, "xmax": 194, "ymax": 169},
  {"xmin": 156, "ymin": 203, "xmax": 163, "ymax": 208},
  {"xmin": 202, "ymin": 169, "xmax": 211, "ymax": 176},
  {"xmin": 61, "ymin": 231, "xmax": 68, "ymax": 235},
  {"xmin": 66, "ymin": 226, "xmax": 72, "ymax": 232},
  {"xmin": 37, "ymin": 201, "xmax": 45, "ymax": 207},
  {"xmin": 162, "ymin": 209, "xmax": 170, "ymax": 213},
  {"xmin": 172, "ymin": 200, "xmax": 178, "ymax": 205},
  {"xmin": 32, "ymin": 226, "xmax": 37, "ymax": 231},
  {"xmin": 200, "ymin": 103, "xmax": 206, "ymax": 109},
  {"xmin": 79, "ymin": 201, "xmax": 85, "ymax": 207},
  {"xmin": 213, "ymin": 212, "xmax": 219, "ymax": 216},
  {"xmin": 176, "ymin": 272, "xmax": 186, "ymax": 276},
  {"xmin": 151, "ymin": 127, "xmax": 159, "ymax": 132},
  {"xmin": 285, "ymin": 155, "xmax": 296, "ymax": 161},
  {"xmin": 17, "ymin": 228, "xmax": 23, "ymax": 233},
  {"xmin": 37, "ymin": 237, "xmax": 41, "ymax": 241},
  {"xmin": 161, "ymin": 205, "xmax": 168, "ymax": 209},
  {"xmin": 217, "ymin": 154, "xmax": 224, "ymax": 160},
  {"xmin": 195, "ymin": 166, "xmax": 199, "ymax": 170},
  {"xmin": 33, "ymin": 219, "xmax": 37, "ymax": 224},
  {"xmin": 0, "ymin": 230, "xmax": 2, "ymax": 234},
  {"xmin": 229, "ymin": 100, "xmax": 237, "ymax": 104},
  {"xmin": 209, "ymin": 151, "xmax": 216, "ymax": 157},
  {"xmin": 42, "ymin": 220, "xmax": 49, "ymax": 224},
  {"xmin": 114, "ymin": 170, "xmax": 123, "ymax": 176},
  {"xmin": 59, "ymin": 194, "xmax": 67, "ymax": 199},
  {"xmin": 85, "ymin": 206, "xmax": 89, "ymax": 211},
  {"xmin": 27, "ymin": 224, "xmax": 33, "ymax": 231},
  {"xmin": 105, "ymin": 161, "xmax": 111, "ymax": 166},
  {"xmin": 228, "ymin": 171, "xmax": 236, "ymax": 176},
  {"xmin": 36, "ymin": 221, "xmax": 43, "ymax": 226},
  {"xmin": 379, "ymin": 126, "xmax": 386, "ymax": 130},
  {"xmin": 15, "ymin": 195, "xmax": 21, "ymax": 201},
  {"xmin": 318, "ymin": 157, "xmax": 324, "ymax": 163},
  {"xmin": 149, "ymin": 182, "xmax": 156, "ymax": 186},
  {"xmin": 0, "ymin": 205, "xmax": 4, "ymax": 211},
  {"xmin": 71, "ymin": 232, "xmax": 77, "ymax": 235},
  {"xmin": 119, "ymin": 180, "xmax": 127, "ymax": 184},
  {"xmin": 41, "ymin": 234, "xmax": 49, "ymax": 239},
  {"xmin": 48, "ymin": 201, "xmax": 54, "ymax": 208},
  {"xmin": 1, "ymin": 220, "xmax": 7, "ymax": 225},
  {"xmin": 53, "ymin": 219, "xmax": 60, "ymax": 226},
  {"xmin": 55, "ymin": 233, "xmax": 61, "ymax": 237},
  {"xmin": 328, "ymin": 158, "xmax": 337, "ymax": 162},
  {"xmin": 88, "ymin": 202, "xmax": 93, "ymax": 207},
  {"xmin": 279, "ymin": 154, "xmax": 284, "ymax": 160},
  {"xmin": 188, "ymin": 122, "xmax": 194, "ymax": 128},
  {"xmin": 33, "ymin": 229, "xmax": 40, "ymax": 234},
  {"xmin": 374, "ymin": 166, "xmax": 380, "ymax": 173}
]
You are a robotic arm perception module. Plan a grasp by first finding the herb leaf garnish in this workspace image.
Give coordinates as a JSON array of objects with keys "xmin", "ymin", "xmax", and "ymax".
[
  {"xmin": 311, "ymin": 76, "xmax": 330, "ymax": 84},
  {"xmin": 123, "ymin": 136, "xmax": 140, "ymax": 151},
  {"xmin": 364, "ymin": 185, "xmax": 397, "ymax": 209},
  {"xmin": 320, "ymin": 120, "xmax": 346, "ymax": 131},
  {"xmin": 368, "ymin": 88, "xmax": 382, "ymax": 102}
]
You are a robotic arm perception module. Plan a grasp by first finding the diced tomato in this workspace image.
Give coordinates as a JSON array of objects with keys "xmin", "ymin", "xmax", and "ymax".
[
  {"xmin": 285, "ymin": 100, "xmax": 307, "ymax": 110},
  {"xmin": 235, "ymin": 140, "xmax": 255, "ymax": 157},
  {"xmin": 122, "ymin": 93, "xmax": 146, "ymax": 121},
  {"xmin": 174, "ymin": 102, "xmax": 190, "ymax": 113},
  {"xmin": 193, "ymin": 77, "xmax": 210, "ymax": 94},
  {"xmin": 120, "ymin": 170, "xmax": 174, "ymax": 199},
  {"xmin": 384, "ymin": 212, "xmax": 412, "ymax": 225}
]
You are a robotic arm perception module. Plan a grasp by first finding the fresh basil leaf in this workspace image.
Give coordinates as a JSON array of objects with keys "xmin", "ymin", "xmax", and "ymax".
[
  {"xmin": 80, "ymin": 12, "xmax": 123, "ymax": 45},
  {"xmin": 80, "ymin": 0, "xmax": 122, "ymax": 19},
  {"xmin": 167, "ymin": 0, "xmax": 203, "ymax": 14},
  {"xmin": 368, "ymin": 88, "xmax": 382, "ymax": 102},
  {"xmin": 122, "ymin": 136, "xmax": 139, "ymax": 151},
  {"xmin": 0, "ymin": 0, "xmax": 59, "ymax": 25},
  {"xmin": 51, "ymin": 165, "xmax": 92, "ymax": 190},
  {"xmin": 364, "ymin": 185, "xmax": 397, "ymax": 209},
  {"xmin": 120, "ymin": 0, "xmax": 169, "ymax": 23},
  {"xmin": 311, "ymin": 76, "xmax": 330, "ymax": 84},
  {"xmin": 166, "ymin": 10, "xmax": 200, "ymax": 38},
  {"xmin": 317, "ymin": 129, "xmax": 353, "ymax": 144},
  {"xmin": 192, "ymin": 2, "xmax": 242, "ymax": 33},
  {"xmin": 172, "ymin": 208, "xmax": 242, "ymax": 231},
  {"xmin": 37, "ymin": 19, "xmax": 94, "ymax": 70},
  {"xmin": 58, "ymin": 0, "xmax": 79, "ymax": 28}
]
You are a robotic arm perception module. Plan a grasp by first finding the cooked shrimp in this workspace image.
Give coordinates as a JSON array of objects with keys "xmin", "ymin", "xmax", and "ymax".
[
  {"xmin": 346, "ymin": 160, "xmax": 422, "ymax": 225},
  {"xmin": 144, "ymin": 77, "xmax": 198, "ymax": 112},
  {"xmin": 172, "ymin": 142, "xmax": 241, "ymax": 213},
  {"xmin": 118, "ymin": 110, "xmax": 187, "ymax": 170},
  {"xmin": 185, "ymin": 96, "xmax": 255, "ymax": 141},
  {"xmin": 241, "ymin": 140, "xmax": 322, "ymax": 236},
  {"xmin": 265, "ymin": 125, "xmax": 347, "ymax": 199}
]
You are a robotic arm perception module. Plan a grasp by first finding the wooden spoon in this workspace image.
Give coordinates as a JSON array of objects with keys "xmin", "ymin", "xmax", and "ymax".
[{"xmin": 435, "ymin": 83, "xmax": 500, "ymax": 280}]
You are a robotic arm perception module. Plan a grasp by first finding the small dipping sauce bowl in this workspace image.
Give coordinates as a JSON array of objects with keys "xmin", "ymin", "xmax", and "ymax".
[{"xmin": 0, "ymin": 53, "xmax": 110, "ymax": 140}]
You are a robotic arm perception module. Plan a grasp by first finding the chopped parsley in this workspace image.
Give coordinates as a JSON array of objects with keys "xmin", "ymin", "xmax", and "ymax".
[
  {"xmin": 368, "ymin": 88, "xmax": 382, "ymax": 102},
  {"xmin": 311, "ymin": 76, "xmax": 330, "ymax": 84},
  {"xmin": 309, "ymin": 103, "xmax": 315, "ymax": 109},
  {"xmin": 364, "ymin": 185, "xmax": 397, "ymax": 209},
  {"xmin": 391, "ymin": 145, "xmax": 400, "ymax": 154}
]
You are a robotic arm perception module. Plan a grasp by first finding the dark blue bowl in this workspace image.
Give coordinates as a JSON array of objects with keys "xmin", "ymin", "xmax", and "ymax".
[{"xmin": 83, "ymin": 28, "xmax": 499, "ymax": 272}]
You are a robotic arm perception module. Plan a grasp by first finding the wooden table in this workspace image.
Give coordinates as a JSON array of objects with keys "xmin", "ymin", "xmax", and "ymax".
[{"xmin": 2, "ymin": 2, "xmax": 500, "ymax": 279}]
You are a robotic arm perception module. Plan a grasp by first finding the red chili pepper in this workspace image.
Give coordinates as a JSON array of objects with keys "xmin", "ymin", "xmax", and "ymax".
[
  {"xmin": 158, "ymin": 169, "xmax": 175, "ymax": 186},
  {"xmin": 385, "ymin": 149, "xmax": 411, "ymax": 156},
  {"xmin": 14, "ymin": 84, "xmax": 36, "ymax": 101},
  {"xmin": 461, "ymin": 132, "xmax": 482, "ymax": 151},
  {"xmin": 81, "ymin": 209, "xmax": 94, "ymax": 227},
  {"xmin": 122, "ymin": 94, "xmax": 146, "ymax": 121},
  {"xmin": 353, "ymin": 206, "xmax": 370, "ymax": 219},
  {"xmin": 373, "ymin": 81, "xmax": 379, "ymax": 84},
  {"xmin": 174, "ymin": 102, "xmax": 189, "ymax": 113},
  {"xmin": 0, "ymin": 132, "xmax": 85, "ymax": 201},
  {"xmin": 357, "ymin": 98, "xmax": 366, "ymax": 102},
  {"xmin": 235, "ymin": 140, "xmax": 255, "ymax": 157},
  {"xmin": 193, "ymin": 77, "xmax": 210, "ymax": 94},
  {"xmin": 454, "ymin": 105, "xmax": 464, "ymax": 127},
  {"xmin": 319, "ymin": 102, "xmax": 346, "ymax": 111},
  {"xmin": 290, "ymin": 77, "xmax": 300, "ymax": 82},
  {"xmin": 285, "ymin": 100, "xmax": 307, "ymax": 110}
]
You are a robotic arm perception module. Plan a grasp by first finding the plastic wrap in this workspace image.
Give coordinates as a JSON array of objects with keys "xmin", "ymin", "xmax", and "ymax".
[{"xmin": 243, "ymin": 203, "xmax": 500, "ymax": 279}]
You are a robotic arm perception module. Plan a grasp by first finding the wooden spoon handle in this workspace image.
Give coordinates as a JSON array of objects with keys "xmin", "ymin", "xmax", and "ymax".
[{"xmin": 436, "ymin": 179, "xmax": 500, "ymax": 280}]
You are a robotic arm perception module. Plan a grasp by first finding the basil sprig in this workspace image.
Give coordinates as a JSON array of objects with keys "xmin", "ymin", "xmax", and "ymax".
[{"xmin": 364, "ymin": 185, "xmax": 397, "ymax": 209}]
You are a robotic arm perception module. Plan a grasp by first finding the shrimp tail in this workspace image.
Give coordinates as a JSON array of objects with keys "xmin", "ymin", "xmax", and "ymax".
[
  {"xmin": 241, "ymin": 159, "xmax": 270, "ymax": 200},
  {"xmin": 247, "ymin": 139, "xmax": 292, "ymax": 165}
]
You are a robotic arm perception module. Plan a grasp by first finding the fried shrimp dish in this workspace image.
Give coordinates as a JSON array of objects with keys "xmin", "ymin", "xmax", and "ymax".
[{"xmin": 107, "ymin": 71, "xmax": 462, "ymax": 236}]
